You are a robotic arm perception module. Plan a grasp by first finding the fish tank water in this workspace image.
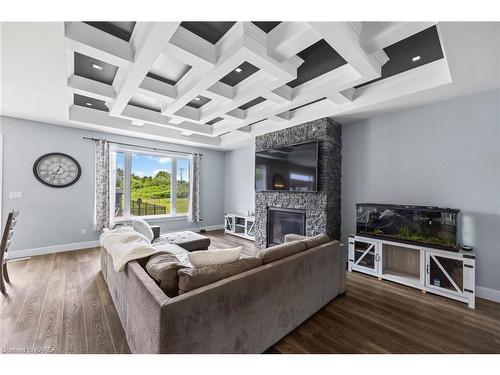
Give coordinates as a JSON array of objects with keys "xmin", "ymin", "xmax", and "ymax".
[{"xmin": 356, "ymin": 203, "xmax": 460, "ymax": 251}]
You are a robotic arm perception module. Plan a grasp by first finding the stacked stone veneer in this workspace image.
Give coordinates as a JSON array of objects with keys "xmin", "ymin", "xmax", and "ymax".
[{"xmin": 254, "ymin": 117, "xmax": 342, "ymax": 249}]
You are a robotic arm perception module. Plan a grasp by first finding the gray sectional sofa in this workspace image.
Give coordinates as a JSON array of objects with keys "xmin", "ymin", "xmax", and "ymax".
[{"xmin": 100, "ymin": 235, "xmax": 346, "ymax": 354}]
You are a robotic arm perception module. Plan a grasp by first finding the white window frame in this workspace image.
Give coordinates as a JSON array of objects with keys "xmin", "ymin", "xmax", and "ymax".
[{"xmin": 110, "ymin": 145, "xmax": 191, "ymax": 221}]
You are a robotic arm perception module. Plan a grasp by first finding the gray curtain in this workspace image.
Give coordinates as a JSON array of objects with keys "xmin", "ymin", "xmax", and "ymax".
[
  {"xmin": 94, "ymin": 139, "xmax": 110, "ymax": 230},
  {"xmin": 188, "ymin": 153, "xmax": 201, "ymax": 222}
]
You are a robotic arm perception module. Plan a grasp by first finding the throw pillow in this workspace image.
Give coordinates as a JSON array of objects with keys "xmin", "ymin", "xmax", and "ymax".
[
  {"xmin": 145, "ymin": 251, "xmax": 189, "ymax": 297},
  {"xmin": 178, "ymin": 257, "xmax": 262, "ymax": 294},
  {"xmin": 188, "ymin": 247, "xmax": 242, "ymax": 267},
  {"xmin": 132, "ymin": 219, "xmax": 154, "ymax": 242},
  {"xmin": 256, "ymin": 240, "xmax": 306, "ymax": 264}
]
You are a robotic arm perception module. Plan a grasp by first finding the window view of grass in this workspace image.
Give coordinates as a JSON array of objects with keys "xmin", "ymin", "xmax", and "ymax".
[{"xmin": 114, "ymin": 152, "xmax": 190, "ymax": 217}]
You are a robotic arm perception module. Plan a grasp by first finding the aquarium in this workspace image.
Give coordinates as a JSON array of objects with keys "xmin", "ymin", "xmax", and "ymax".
[{"xmin": 356, "ymin": 203, "xmax": 460, "ymax": 251}]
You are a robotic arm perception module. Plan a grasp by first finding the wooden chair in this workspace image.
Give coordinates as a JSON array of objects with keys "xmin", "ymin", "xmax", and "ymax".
[{"xmin": 1, "ymin": 210, "xmax": 19, "ymax": 294}]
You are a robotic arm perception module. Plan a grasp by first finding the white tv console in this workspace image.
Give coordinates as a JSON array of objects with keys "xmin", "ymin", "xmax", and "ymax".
[
  {"xmin": 348, "ymin": 234, "xmax": 476, "ymax": 308},
  {"xmin": 224, "ymin": 213, "xmax": 255, "ymax": 241}
]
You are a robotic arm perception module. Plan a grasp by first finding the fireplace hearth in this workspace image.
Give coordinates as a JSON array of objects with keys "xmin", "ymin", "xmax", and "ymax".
[{"xmin": 267, "ymin": 207, "xmax": 306, "ymax": 246}]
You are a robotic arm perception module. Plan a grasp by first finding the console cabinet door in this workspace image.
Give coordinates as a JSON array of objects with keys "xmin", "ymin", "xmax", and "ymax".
[
  {"xmin": 425, "ymin": 252, "xmax": 464, "ymax": 297},
  {"xmin": 349, "ymin": 238, "xmax": 379, "ymax": 275},
  {"xmin": 225, "ymin": 215, "xmax": 234, "ymax": 233}
]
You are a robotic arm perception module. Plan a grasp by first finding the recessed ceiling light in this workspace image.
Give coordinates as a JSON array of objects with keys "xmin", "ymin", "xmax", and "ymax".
[
  {"xmin": 195, "ymin": 97, "xmax": 201, "ymax": 101},
  {"xmin": 92, "ymin": 63, "xmax": 103, "ymax": 71},
  {"xmin": 85, "ymin": 102, "xmax": 92, "ymax": 106},
  {"xmin": 412, "ymin": 55, "xmax": 421, "ymax": 62},
  {"xmin": 235, "ymin": 67, "xmax": 242, "ymax": 73}
]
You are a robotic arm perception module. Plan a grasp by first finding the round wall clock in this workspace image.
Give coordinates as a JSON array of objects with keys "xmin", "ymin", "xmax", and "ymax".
[{"xmin": 33, "ymin": 152, "xmax": 82, "ymax": 188}]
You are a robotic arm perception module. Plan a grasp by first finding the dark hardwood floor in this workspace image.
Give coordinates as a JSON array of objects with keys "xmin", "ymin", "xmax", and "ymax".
[{"xmin": 1, "ymin": 230, "xmax": 499, "ymax": 354}]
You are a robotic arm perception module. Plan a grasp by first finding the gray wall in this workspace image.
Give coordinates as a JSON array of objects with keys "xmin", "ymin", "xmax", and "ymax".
[
  {"xmin": 341, "ymin": 89, "xmax": 500, "ymax": 292},
  {"xmin": 1, "ymin": 116, "xmax": 226, "ymax": 254},
  {"xmin": 224, "ymin": 143, "xmax": 255, "ymax": 215}
]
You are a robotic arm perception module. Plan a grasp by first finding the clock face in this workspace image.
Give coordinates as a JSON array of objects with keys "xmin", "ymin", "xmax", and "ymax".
[{"xmin": 33, "ymin": 153, "xmax": 81, "ymax": 188}]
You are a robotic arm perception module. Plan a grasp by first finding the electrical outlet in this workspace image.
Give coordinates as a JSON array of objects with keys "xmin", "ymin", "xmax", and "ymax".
[
  {"xmin": 9, "ymin": 192, "xmax": 23, "ymax": 199},
  {"xmin": 81, "ymin": 228, "xmax": 87, "ymax": 236}
]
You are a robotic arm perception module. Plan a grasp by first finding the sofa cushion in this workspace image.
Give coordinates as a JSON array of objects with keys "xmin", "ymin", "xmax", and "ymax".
[
  {"xmin": 178, "ymin": 257, "xmax": 262, "ymax": 294},
  {"xmin": 132, "ymin": 219, "xmax": 154, "ymax": 243},
  {"xmin": 188, "ymin": 247, "xmax": 242, "ymax": 267},
  {"xmin": 303, "ymin": 234, "xmax": 330, "ymax": 249},
  {"xmin": 145, "ymin": 248, "xmax": 190, "ymax": 297},
  {"xmin": 257, "ymin": 240, "xmax": 306, "ymax": 264}
]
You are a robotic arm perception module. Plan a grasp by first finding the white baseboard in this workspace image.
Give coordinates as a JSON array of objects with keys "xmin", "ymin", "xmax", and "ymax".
[
  {"xmin": 199, "ymin": 224, "xmax": 225, "ymax": 231},
  {"xmin": 7, "ymin": 240, "xmax": 101, "ymax": 260},
  {"xmin": 476, "ymin": 286, "xmax": 500, "ymax": 303}
]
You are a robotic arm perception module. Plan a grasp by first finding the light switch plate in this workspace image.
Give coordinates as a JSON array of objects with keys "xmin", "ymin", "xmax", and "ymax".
[{"xmin": 9, "ymin": 192, "xmax": 23, "ymax": 199}]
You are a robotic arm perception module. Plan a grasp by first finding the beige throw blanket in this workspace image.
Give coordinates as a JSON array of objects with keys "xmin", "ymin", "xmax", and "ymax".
[{"xmin": 100, "ymin": 225, "xmax": 160, "ymax": 272}]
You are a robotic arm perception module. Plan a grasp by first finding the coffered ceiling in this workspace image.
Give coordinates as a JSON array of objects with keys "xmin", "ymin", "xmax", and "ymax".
[{"xmin": 1, "ymin": 22, "xmax": 500, "ymax": 150}]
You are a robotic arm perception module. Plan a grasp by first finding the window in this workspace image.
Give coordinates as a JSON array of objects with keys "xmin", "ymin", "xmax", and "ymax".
[{"xmin": 110, "ymin": 148, "xmax": 190, "ymax": 220}]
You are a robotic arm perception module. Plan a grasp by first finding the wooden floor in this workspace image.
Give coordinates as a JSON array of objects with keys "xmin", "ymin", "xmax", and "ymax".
[{"xmin": 1, "ymin": 230, "xmax": 499, "ymax": 354}]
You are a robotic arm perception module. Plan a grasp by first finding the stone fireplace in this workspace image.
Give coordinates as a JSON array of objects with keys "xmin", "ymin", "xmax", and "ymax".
[
  {"xmin": 267, "ymin": 207, "xmax": 306, "ymax": 246},
  {"xmin": 254, "ymin": 117, "xmax": 342, "ymax": 249}
]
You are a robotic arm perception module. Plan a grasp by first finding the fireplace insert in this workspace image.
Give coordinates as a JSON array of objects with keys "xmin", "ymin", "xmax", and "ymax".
[
  {"xmin": 267, "ymin": 207, "xmax": 306, "ymax": 246},
  {"xmin": 356, "ymin": 203, "xmax": 460, "ymax": 251}
]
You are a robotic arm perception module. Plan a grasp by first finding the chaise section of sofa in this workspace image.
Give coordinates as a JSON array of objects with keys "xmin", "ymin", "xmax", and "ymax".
[{"xmin": 100, "ymin": 240, "xmax": 345, "ymax": 353}]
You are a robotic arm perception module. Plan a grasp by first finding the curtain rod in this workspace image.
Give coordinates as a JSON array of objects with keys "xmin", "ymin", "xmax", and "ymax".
[{"xmin": 83, "ymin": 137, "xmax": 203, "ymax": 156}]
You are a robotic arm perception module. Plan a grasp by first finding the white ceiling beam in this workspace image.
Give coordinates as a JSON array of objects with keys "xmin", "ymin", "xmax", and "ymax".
[
  {"xmin": 326, "ymin": 91, "xmax": 353, "ymax": 105},
  {"xmin": 64, "ymin": 22, "xmax": 133, "ymax": 67},
  {"xmin": 226, "ymin": 108, "xmax": 246, "ymax": 120},
  {"xmin": 205, "ymin": 81, "xmax": 234, "ymax": 101},
  {"xmin": 359, "ymin": 22, "xmax": 437, "ymax": 55},
  {"xmin": 268, "ymin": 22, "xmax": 322, "ymax": 62},
  {"xmin": 168, "ymin": 26, "xmax": 217, "ymax": 67},
  {"xmin": 173, "ymin": 105, "xmax": 200, "ymax": 121},
  {"xmin": 69, "ymin": 105, "xmax": 221, "ymax": 147},
  {"xmin": 120, "ymin": 105, "xmax": 211, "ymax": 135},
  {"xmin": 310, "ymin": 22, "xmax": 383, "ymax": 81},
  {"xmin": 109, "ymin": 22, "xmax": 180, "ymax": 117},
  {"xmin": 68, "ymin": 75, "xmax": 116, "ymax": 102},
  {"xmin": 138, "ymin": 75, "xmax": 177, "ymax": 101}
]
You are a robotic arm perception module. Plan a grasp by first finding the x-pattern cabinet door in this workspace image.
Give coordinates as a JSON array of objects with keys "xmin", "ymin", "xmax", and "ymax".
[
  {"xmin": 425, "ymin": 252, "xmax": 464, "ymax": 297},
  {"xmin": 349, "ymin": 237, "xmax": 380, "ymax": 275}
]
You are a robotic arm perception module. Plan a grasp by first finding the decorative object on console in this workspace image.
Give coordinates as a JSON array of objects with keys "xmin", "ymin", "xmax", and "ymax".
[{"xmin": 33, "ymin": 152, "xmax": 81, "ymax": 188}]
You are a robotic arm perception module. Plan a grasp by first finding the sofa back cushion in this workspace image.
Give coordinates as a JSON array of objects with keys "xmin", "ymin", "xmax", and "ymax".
[
  {"xmin": 303, "ymin": 234, "xmax": 330, "ymax": 249},
  {"xmin": 178, "ymin": 257, "xmax": 262, "ymax": 294},
  {"xmin": 256, "ymin": 240, "xmax": 306, "ymax": 264},
  {"xmin": 146, "ymin": 250, "xmax": 189, "ymax": 297},
  {"xmin": 188, "ymin": 246, "xmax": 242, "ymax": 267}
]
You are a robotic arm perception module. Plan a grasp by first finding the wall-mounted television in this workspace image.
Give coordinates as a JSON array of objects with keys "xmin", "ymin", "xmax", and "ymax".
[{"xmin": 255, "ymin": 141, "xmax": 318, "ymax": 192}]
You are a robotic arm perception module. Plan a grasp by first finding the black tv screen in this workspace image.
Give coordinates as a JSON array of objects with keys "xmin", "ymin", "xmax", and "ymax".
[{"xmin": 255, "ymin": 141, "xmax": 318, "ymax": 192}]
